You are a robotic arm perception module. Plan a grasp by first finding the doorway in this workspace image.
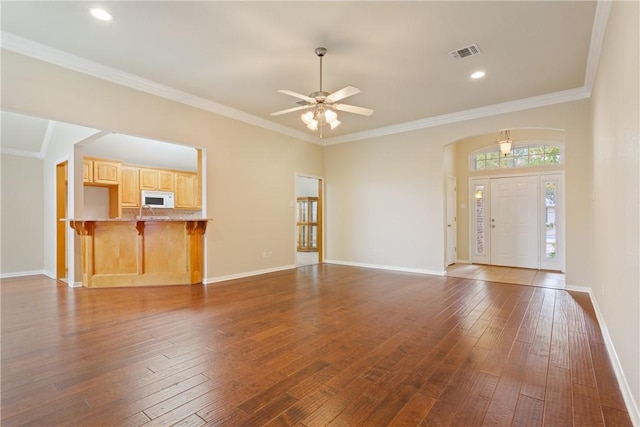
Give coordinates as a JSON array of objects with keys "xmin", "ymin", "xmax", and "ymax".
[
  {"xmin": 295, "ymin": 175, "xmax": 323, "ymax": 266},
  {"xmin": 56, "ymin": 161, "xmax": 67, "ymax": 281},
  {"xmin": 446, "ymin": 176, "xmax": 457, "ymax": 266},
  {"xmin": 469, "ymin": 173, "xmax": 563, "ymax": 271}
]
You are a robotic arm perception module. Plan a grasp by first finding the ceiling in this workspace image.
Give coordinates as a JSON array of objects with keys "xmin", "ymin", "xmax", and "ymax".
[{"xmin": 1, "ymin": 1, "xmax": 604, "ymax": 150}]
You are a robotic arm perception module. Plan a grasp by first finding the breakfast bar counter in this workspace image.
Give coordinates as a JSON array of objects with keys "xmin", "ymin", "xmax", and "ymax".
[{"xmin": 67, "ymin": 218, "xmax": 210, "ymax": 288}]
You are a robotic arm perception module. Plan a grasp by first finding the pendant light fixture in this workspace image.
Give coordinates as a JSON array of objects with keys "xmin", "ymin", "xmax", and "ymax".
[{"xmin": 497, "ymin": 129, "xmax": 513, "ymax": 156}]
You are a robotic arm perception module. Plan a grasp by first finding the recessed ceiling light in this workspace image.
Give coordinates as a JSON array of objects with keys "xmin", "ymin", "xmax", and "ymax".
[
  {"xmin": 471, "ymin": 71, "xmax": 486, "ymax": 79},
  {"xmin": 89, "ymin": 8, "xmax": 113, "ymax": 21}
]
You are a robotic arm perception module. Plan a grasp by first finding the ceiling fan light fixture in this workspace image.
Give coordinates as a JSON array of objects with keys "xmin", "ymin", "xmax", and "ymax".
[
  {"xmin": 306, "ymin": 120, "xmax": 318, "ymax": 131},
  {"xmin": 324, "ymin": 109, "xmax": 337, "ymax": 122},
  {"xmin": 301, "ymin": 111, "xmax": 314, "ymax": 125},
  {"xmin": 272, "ymin": 47, "xmax": 373, "ymax": 136}
]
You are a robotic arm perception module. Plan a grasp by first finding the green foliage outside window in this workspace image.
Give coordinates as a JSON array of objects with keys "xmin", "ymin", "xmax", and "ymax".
[{"xmin": 472, "ymin": 144, "xmax": 561, "ymax": 170}]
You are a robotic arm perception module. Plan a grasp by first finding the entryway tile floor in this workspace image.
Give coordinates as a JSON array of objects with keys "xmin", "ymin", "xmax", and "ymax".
[
  {"xmin": 446, "ymin": 263, "xmax": 565, "ymax": 289},
  {"xmin": 297, "ymin": 251, "xmax": 320, "ymax": 266}
]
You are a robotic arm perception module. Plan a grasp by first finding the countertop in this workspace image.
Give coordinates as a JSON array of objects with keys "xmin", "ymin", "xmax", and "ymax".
[{"xmin": 62, "ymin": 217, "xmax": 211, "ymax": 222}]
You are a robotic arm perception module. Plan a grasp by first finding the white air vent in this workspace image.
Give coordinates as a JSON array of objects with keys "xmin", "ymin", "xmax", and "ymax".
[{"xmin": 449, "ymin": 43, "xmax": 482, "ymax": 60}]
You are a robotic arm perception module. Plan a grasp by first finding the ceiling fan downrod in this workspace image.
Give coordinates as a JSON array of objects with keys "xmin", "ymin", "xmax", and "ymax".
[{"xmin": 316, "ymin": 47, "xmax": 327, "ymax": 95}]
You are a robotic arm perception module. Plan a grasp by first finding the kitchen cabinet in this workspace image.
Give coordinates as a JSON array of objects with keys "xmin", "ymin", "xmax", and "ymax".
[
  {"xmin": 68, "ymin": 218, "xmax": 210, "ymax": 287},
  {"xmin": 121, "ymin": 166, "xmax": 140, "ymax": 208},
  {"xmin": 175, "ymin": 172, "xmax": 198, "ymax": 208},
  {"xmin": 83, "ymin": 158, "xmax": 120, "ymax": 185},
  {"xmin": 297, "ymin": 197, "xmax": 318, "ymax": 252},
  {"xmin": 140, "ymin": 168, "xmax": 175, "ymax": 192},
  {"xmin": 83, "ymin": 159, "xmax": 93, "ymax": 183}
]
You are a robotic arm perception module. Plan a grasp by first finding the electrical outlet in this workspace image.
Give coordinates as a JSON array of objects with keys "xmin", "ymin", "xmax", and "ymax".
[
  {"xmin": 267, "ymin": 251, "xmax": 273, "ymax": 258},
  {"xmin": 262, "ymin": 251, "xmax": 267, "ymax": 258}
]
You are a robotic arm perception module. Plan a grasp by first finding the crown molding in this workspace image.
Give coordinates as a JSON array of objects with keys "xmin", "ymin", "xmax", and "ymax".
[
  {"xmin": 0, "ymin": 147, "xmax": 43, "ymax": 159},
  {"xmin": 583, "ymin": 0, "xmax": 612, "ymax": 93},
  {"xmin": 322, "ymin": 87, "xmax": 590, "ymax": 145},
  {"xmin": 2, "ymin": 0, "xmax": 606, "ymax": 149},
  {"xmin": 1, "ymin": 32, "xmax": 320, "ymax": 145}
]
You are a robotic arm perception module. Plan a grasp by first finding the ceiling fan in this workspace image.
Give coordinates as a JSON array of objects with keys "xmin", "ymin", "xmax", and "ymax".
[{"xmin": 271, "ymin": 47, "xmax": 373, "ymax": 136}]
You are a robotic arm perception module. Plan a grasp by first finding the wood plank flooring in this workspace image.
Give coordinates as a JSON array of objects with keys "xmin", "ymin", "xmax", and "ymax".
[{"xmin": 1, "ymin": 265, "xmax": 632, "ymax": 426}]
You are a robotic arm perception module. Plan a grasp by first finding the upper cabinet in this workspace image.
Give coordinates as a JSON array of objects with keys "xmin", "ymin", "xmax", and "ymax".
[
  {"xmin": 83, "ymin": 155, "xmax": 201, "ymax": 211},
  {"xmin": 83, "ymin": 158, "xmax": 120, "ymax": 185},
  {"xmin": 175, "ymin": 172, "xmax": 199, "ymax": 208},
  {"xmin": 121, "ymin": 166, "xmax": 140, "ymax": 208},
  {"xmin": 140, "ymin": 168, "xmax": 175, "ymax": 192}
]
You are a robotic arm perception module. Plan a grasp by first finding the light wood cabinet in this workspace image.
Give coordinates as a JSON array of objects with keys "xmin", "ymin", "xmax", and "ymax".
[
  {"xmin": 69, "ymin": 219, "xmax": 209, "ymax": 287},
  {"xmin": 140, "ymin": 168, "xmax": 175, "ymax": 192},
  {"xmin": 120, "ymin": 164, "xmax": 200, "ymax": 211},
  {"xmin": 121, "ymin": 166, "xmax": 140, "ymax": 208},
  {"xmin": 175, "ymin": 172, "xmax": 197, "ymax": 208},
  {"xmin": 83, "ymin": 159, "xmax": 93, "ymax": 183},
  {"xmin": 84, "ymin": 158, "xmax": 120, "ymax": 185},
  {"xmin": 93, "ymin": 160, "xmax": 120, "ymax": 185}
]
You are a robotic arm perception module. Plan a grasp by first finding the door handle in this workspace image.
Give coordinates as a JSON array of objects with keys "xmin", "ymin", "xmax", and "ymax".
[{"xmin": 447, "ymin": 224, "xmax": 452, "ymax": 227}]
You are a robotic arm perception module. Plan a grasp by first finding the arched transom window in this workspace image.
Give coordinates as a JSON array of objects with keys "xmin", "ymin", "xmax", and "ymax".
[{"xmin": 471, "ymin": 143, "xmax": 562, "ymax": 170}]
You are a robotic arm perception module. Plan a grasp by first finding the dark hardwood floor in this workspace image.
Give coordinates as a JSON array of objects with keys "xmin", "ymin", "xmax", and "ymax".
[{"xmin": 1, "ymin": 265, "xmax": 632, "ymax": 426}]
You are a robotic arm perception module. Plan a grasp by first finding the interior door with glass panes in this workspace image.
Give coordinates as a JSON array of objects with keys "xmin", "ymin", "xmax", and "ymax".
[{"xmin": 297, "ymin": 197, "xmax": 318, "ymax": 252}]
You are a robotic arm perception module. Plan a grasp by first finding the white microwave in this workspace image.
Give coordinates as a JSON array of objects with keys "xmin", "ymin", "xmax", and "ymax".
[{"xmin": 141, "ymin": 191, "xmax": 175, "ymax": 208}]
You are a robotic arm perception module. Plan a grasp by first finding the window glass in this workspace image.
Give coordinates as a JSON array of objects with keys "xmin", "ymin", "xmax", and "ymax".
[{"xmin": 471, "ymin": 143, "xmax": 562, "ymax": 170}]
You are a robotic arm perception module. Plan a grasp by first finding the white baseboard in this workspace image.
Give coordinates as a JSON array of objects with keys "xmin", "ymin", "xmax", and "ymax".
[
  {"xmin": 0, "ymin": 269, "xmax": 47, "ymax": 279},
  {"xmin": 323, "ymin": 259, "xmax": 446, "ymax": 276},
  {"xmin": 587, "ymin": 290, "xmax": 640, "ymax": 426},
  {"xmin": 455, "ymin": 259, "xmax": 471, "ymax": 264},
  {"xmin": 564, "ymin": 284, "xmax": 591, "ymax": 293},
  {"xmin": 204, "ymin": 264, "xmax": 296, "ymax": 285}
]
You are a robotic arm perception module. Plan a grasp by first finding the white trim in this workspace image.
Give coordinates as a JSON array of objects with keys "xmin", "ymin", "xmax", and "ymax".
[
  {"xmin": 0, "ymin": 270, "xmax": 47, "ymax": 279},
  {"xmin": 1, "ymin": 32, "xmax": 319, "ymax": 145},
  {"xmin": 0, "ymin": 147, "xmax": 42, "ymax": 158},
  {"xmin": 587, "ymin": 289, "xmax": 640, "ymax": 426},
  {"xmin": 322, "ymin": 87, "xmax": 590, "ymax": 145},
  {"xmin": 204, "ymin": 264, "xmax": 296, "ymax": 285},
  {"xmin": 39, "ymin": 120, "xmax": 56, "ymax": 158},
  {"xmin": 455, "ymin": 259, "xmax": 471, "ymax": 264},
  {"xmin": 324, "ymin": 259, "xmax": 445, "ymax": 277},
  {"xmin": 563, "ymin": 284, "xmax": 591, "ymax": 293},
  {"xmin": 2, "ymin": 30, "xmax": 594, "ymax": 147},
  {"xmin": 584, "ymin": 1, "xmax": 613, "ymax": 92}
]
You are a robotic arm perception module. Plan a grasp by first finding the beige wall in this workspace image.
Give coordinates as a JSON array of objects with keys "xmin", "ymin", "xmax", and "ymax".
[
  {"xmin": 1, "ymin": 50, "xmax": 323, "ymax": 280},
  {"xmin": 591, "ymin": 0, "xmax": 640, "ymax": 417},
  {"xmin": 0, "ymin": 154, "xmax": 44, "ymax": 275},
  {"xmin": 324, "ymin": 100, "xmax": 593, "ymax": 286},
  {"xmin": 1, "ymin": 5, "xmax": 638, "ymax": 420}
]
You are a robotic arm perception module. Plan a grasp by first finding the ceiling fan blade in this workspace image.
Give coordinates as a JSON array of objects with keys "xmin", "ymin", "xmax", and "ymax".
[
  {"xmin": 277, "ymin": 89, "xmax": 316, "ymax": 103},
  {"xmin": 326, "ymin": 86, "xmax": 361, "ymax": 103},
  {"xmin": 271, "ymin": 104, "xmax": 314, "ymax": 116},
  {"xmin": 334, "ymin": 103, "xmax": 374, "ymax": 116}
]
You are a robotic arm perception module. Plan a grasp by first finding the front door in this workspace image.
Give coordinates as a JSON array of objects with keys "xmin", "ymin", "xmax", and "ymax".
[{"xmin": 490, "ymin": 176, "xmax": 539, "ymax": 268}]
